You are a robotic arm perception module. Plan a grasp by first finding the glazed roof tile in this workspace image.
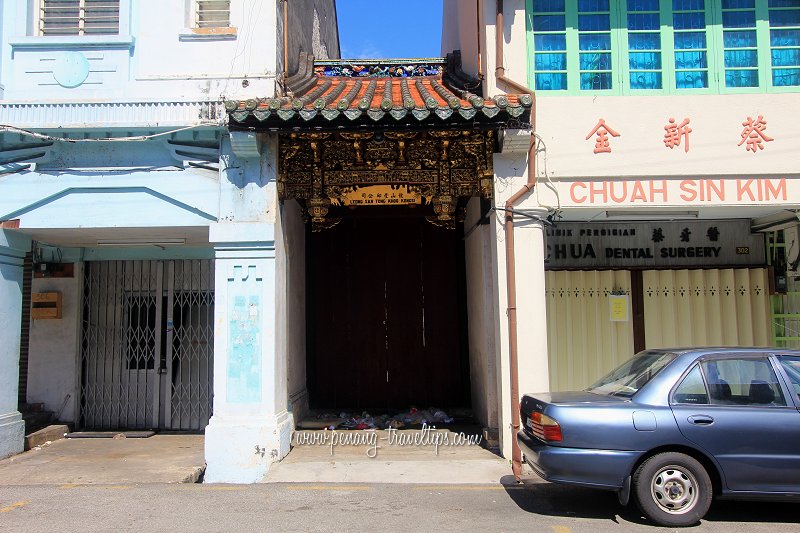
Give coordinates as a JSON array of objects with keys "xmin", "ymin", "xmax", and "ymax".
[{"xmin": 226, "ymin": 52, "xmax": 533, "ymax": 130}]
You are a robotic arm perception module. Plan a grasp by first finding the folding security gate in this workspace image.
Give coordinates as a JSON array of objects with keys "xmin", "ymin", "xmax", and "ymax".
[
  {"xmin": 79, "ymin": 260, "xmax": 214, "ymax": 431},
  {"xmin": 643, "ymin": 268, "xmax": 771, "ymax": 347},
  {"xmin": 545, "ymin": 270, "xmax": 635, "ymax": 392},
  {"xmin": 545, "ymin": 268, "xmax": 772, "ymax": 392}
]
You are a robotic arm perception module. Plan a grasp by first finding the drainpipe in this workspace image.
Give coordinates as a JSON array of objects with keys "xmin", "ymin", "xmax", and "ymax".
[
  {"xmin": 283, "ymin": 0, "xmax": 290, "ymax": 87},
  {"xmin": 492, "ymin": 0, "xmax": 537, "ymax": 482},
  {"xmin": 476, "ymin": 0, "xmax": 483, "ymax": 79}
]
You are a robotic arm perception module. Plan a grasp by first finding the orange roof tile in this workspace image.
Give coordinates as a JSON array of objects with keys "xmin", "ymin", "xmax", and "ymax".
[{"xmin": 227, "ymin": 52, "xmax": 532, "ymax": 130}]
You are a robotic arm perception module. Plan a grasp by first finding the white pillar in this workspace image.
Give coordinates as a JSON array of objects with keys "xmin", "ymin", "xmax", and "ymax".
[
  {"xmin": 514, "ymin": 209, "xmax": 551, "ymax": 396},
  {"xmin": 204, "ymin": 222, "xmax": 291, "ymax": 483},
  {"xmin": 0, "ymin": 230, "xmax": 30, "ymax": 460},
  {"xmin": 496, "ymin": 206, "xmax": 551, "ymax": 460}
]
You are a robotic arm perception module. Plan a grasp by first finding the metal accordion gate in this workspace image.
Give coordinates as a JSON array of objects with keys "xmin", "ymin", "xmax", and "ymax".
[
  {"xmin": 79, "ymin": 260, "xmax": 214, "ymax": 431},
  {"xmin": 545, "ymin": 268, "xmax": 772, "ymax": 392}
]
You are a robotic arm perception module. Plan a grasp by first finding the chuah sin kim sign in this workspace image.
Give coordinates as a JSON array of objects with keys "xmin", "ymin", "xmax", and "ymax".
[{"xmin": 545, "ymin": 220, "xmax": 765, "ymax": 269}]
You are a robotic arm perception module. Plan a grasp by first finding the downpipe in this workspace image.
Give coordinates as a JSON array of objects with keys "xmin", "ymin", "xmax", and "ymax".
[{"xmin": 491, "ymin": 0, "xmax": 538, "ymax": 482}]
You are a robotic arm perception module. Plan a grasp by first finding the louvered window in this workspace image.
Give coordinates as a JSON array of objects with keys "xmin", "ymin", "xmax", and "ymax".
[
  {"xmin": 196, "ymin": 0, "xmax": 231, "ymax": 28},
  {"xmin": 39, "ymin": 0, "xmax": 120, "ymax": 36},
  {"xmin": 528, "ymin": 0, "xmax": 800, "ymax": 94}
]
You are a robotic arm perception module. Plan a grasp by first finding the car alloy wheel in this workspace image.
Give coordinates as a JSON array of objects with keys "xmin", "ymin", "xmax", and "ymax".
[{"xmin": 632, "ymin": 452, "xmax": 712, "ymax": 527}]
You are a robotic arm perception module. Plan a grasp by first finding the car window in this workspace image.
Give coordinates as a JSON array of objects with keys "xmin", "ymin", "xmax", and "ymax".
[
  {"xmin": 700, "ymin": 358, "xmax": 786, "ymax": 407},
  {"xmin": 672, "ymin": 365, "xmax": 709, "ymax": 405},
  {"xmin": 777, "ymin": 356, "xmax": 800, "ymax": 402},
  {"xmin": 588, "ymin": 351, "xmax": 676, "ymax": 397}
]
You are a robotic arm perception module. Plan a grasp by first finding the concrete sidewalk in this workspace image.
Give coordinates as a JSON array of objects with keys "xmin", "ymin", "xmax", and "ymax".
[
  {"xmin": 0, "ymin": 429, "xmax": 526, "ymax": 486},
  {"xmin": 0, "ymin": 434, "xmax": 205, "ymax": 485},
  {"xmin": 262, "ymin": 428, "xmax": 524, "ymax": 484}
]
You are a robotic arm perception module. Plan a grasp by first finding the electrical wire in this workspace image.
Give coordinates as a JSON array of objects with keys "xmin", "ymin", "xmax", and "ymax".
[
  {"xmin": 0, "ymin": 123, "xmax": 220, "ymax": 144},
  {"xmin": 532, "ymin": 131, "xmax": 561, "ymax": 218}
]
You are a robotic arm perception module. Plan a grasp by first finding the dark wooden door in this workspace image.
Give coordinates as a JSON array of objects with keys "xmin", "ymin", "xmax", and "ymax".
[{"xmin": 307, "ymin": 216, "xmax": 470, "ymax": 409}]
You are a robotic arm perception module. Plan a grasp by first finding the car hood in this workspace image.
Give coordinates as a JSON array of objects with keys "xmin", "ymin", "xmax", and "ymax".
[{"xmin": 524, "ymin": 390, "xmax": 630, "ymax": 406}]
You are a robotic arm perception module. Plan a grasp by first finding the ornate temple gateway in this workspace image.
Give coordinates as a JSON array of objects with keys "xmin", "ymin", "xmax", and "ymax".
[
  {"xmin": 221, "ymin": 52, "xmax": 534, "ymax": 416},
  {"xmin": 226, "ymin": 52, "xmax": 532, "ymax": 230}
]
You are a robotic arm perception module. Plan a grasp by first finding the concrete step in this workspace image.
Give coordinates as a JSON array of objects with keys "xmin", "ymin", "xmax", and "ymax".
[
  {"xmin": 21, "ymin": 410, "xmax": 54, "ymax": 435},
  {"xmin": 66, "ymin": 431, "xmax": 155, "ymax": 439},
  {"xmin": 25, "ymin": 424, "xmax": 70, "ymax": 450}
]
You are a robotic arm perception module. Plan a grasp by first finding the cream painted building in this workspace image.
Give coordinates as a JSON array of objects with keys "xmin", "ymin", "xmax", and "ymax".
[
  {"xmin": 443, "ymin": 0, "xmax": 800, "ymax": 458},
  {"xmin": 1, "ymin": 0, "xmax": 797, "ymax": 482}
]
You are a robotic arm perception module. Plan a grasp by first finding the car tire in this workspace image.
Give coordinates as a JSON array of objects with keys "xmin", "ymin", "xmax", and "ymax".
[{"xmin": 632, "ymin": 452, "xmax": 712, "ymax": 527}]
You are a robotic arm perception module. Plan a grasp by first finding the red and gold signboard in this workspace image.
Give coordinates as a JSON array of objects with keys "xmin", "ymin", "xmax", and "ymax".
[{"xmin": 332, "ymin": 185, "xmax": 426, "ymax": 207}]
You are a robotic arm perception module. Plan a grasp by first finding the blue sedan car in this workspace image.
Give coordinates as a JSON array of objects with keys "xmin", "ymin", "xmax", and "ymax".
[{"xmin": 517, "ymin": 348, "xmax": 800, "ymax": 527}]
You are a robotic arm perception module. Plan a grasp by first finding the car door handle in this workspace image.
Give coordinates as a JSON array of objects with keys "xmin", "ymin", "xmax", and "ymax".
[{"xmin": 687, "ymin": 415, "xmax": 714, "ymax": 425}]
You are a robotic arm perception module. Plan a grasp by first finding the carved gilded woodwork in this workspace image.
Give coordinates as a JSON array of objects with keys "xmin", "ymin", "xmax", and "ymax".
[{"xmin": 279, "ymin": 130, "xmax": 495, "ymax": 231}]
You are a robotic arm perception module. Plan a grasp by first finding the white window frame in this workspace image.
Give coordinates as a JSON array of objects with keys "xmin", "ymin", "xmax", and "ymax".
[
  {"xmin": 194, "ymin": 0, "xmax": 232, "ymax": 30},
  {"xmin": 36, "ymin": 0, "xmax": 121, "ymax": 37},
  {"xmin": 180, "ymin": 0, "xmax": 237, "ymax": 40}
]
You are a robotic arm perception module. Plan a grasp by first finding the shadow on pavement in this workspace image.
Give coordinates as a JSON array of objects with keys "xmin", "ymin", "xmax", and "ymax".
[
  {"xmin": 501, "ymin": 475, "xmax": 800, "ymax": 527},
  {"xmin": 500, "ymin": 475, "xmax": 645, "ymax": 525},
  {"xmin": 703, "ymin": 499, "xmax": 800, "ymax": 524}
]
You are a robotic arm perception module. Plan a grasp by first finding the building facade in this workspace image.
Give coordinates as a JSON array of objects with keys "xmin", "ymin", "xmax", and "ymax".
[
  {"xmin": 3, "ymin": 0, "xmax": 797, "ymax": 483},
  {"xmin": 443, "ymin": 0, "xmax": 800, "ymax": 458},
  {"xmin": 0, "ymin": 0, "xmax": 340, "ymax": 482}
]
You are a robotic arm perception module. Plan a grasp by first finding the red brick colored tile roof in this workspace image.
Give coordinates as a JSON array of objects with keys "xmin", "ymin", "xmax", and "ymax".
[{"xmin": 227, "ymin": 52, "xmax": 532, "ymax": 130}]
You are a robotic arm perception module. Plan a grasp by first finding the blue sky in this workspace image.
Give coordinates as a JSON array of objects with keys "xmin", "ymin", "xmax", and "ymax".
[{"xmin": 336, "ymin": 0, "xmax": 444, "ymax": 59}]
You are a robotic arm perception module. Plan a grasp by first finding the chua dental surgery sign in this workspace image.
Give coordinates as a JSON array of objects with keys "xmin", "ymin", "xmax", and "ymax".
[
  {"xmin": 543, "ymin": 177, "xmax": 783, "ymax": 269},
  {"xmin": 545, "ymin": 220, "xmax": 765, "ymax": 270}
]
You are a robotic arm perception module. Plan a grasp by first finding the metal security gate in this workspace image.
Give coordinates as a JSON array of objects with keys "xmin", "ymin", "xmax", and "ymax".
[
  {"xmin": 545, "ymin": 270, "xmax": 635, "ymax": 392},
  {"xmin": 79, "ymin": 260, "xmax": 214, "ymax": 431},
  {"xmin": 545, "ymin": 268, "xmax": 772, "ymax": 392},
  {"xmin": 643, "ymin": 268, "xmax": 771, "ymax": 347}
]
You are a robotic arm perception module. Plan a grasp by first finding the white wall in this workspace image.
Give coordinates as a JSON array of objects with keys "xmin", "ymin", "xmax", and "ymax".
[
  {"xmin": 27, "ymin": 267, "xmax": 82, "ymax": 423},
  {"xmin": 441, "ymin": 0, "xmax": 480, "ymax": 74},
  {"xmin": 277, "ymin": 200, "xmax": 308, "ymax": 424},
  {"xmin": 533, "ymin": 94, "xmax": 800, "ymax": 181},
  {"xmin": 2, "ymin": 0, "xmax": 279, "ymax": 101},
  {"xmin": 0, "ymin": 230, "xmax": 30, "ymax": 459},
  {"xmin": 464, "ymin": 197, "xmax": 499, "ymax": 429},
  {"xmin": 445, "ymin": 0, "xmax": 547, "ymax": 459},
  {"xmin": 481, "ymin": 0, "xmax": 528, "ymax": 96},
  {"xmin": 492, "ymin": 152, "xmax": 551, "ymax": 459}
]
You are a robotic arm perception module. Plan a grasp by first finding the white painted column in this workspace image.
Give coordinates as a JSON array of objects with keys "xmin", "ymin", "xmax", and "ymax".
[
  {"xmin": 513, "ymin": 208, "xmax": 551, "ymax": 398},
  {"xmin": 496, "ymin": 208, "xmax": 551, "ymax": 459},
  {"xmin": 0, "ymin": 230, "xmax": 30, "ymax": 460},
  {"xmin": 493, "ymin": 200, "xmax": 551, "ymax": 460},
  {"xmin": 204, "ymin": 222, "xmax": 291, "ymax": 483}
]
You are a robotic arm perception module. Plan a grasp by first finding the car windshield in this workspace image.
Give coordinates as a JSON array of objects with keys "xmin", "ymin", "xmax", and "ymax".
[{"xmin": 588, "ymin": 351, "xmax": 677, "ymax": 397}]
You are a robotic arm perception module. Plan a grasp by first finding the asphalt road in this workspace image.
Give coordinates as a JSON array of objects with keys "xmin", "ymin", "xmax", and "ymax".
[{"xmin": 0, "ymin": 482, "xmax": 797, "ymax": 532}]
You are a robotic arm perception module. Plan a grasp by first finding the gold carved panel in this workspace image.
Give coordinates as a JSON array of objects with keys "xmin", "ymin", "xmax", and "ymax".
[{"xmin": 278, "ymin": 130, "xmax": 496, "ymax": 230}]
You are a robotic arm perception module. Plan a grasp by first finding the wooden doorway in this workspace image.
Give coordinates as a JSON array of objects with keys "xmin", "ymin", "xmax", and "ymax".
[{"xmin": 306, "ymin": 216, "xmax": 470, "ymax": 410}]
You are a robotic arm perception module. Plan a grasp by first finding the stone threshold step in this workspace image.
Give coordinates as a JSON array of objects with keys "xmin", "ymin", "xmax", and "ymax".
[
  {"xmin": 25, "ymin": 424, "xmax": 69, "ymax": 450},
  {"xmin": 66, "ymin": 431, "xmax": 156, "ymax": 439}
]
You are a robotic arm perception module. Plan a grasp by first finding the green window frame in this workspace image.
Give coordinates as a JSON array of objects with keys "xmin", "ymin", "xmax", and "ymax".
[
  {"xmin": 526, "ymin": 0, "xmax": 800, "ymax": 95},
  {"xmin": 768, "ymin": 0, "xmax": 800, "ymax": 90}
]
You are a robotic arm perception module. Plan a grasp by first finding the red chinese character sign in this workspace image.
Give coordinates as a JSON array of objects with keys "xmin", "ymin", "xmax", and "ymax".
[
  {"xmin": 578, "ymin": 114, "xmax": 778, "ymax": 155},
  {"xmin": 738, "ymin": 115, "xmax": 773, "ymax": 153},
  {"xmin": 585, "ymin": 119, "xmax": 620, "ymax": 154},
  {"xmin": 664, "ymin": 117, "xmax": 692, "ymax": 153}
]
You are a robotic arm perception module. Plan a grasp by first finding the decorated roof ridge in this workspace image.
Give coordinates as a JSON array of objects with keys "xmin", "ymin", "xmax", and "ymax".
[
  {"xmin": 313, "ymin": 60, "xmax": 445, "ymax": 79},
  {"xmin": 315, "ymin": 57, "xmax": 446, "ymax": 65},
  {"xmin": 226, "ymin": 51, "xmax": 532, "ymax": 130},
  {"xmin": 307, "ymin": 51, "xmax": 481, "ymax": 95}
]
